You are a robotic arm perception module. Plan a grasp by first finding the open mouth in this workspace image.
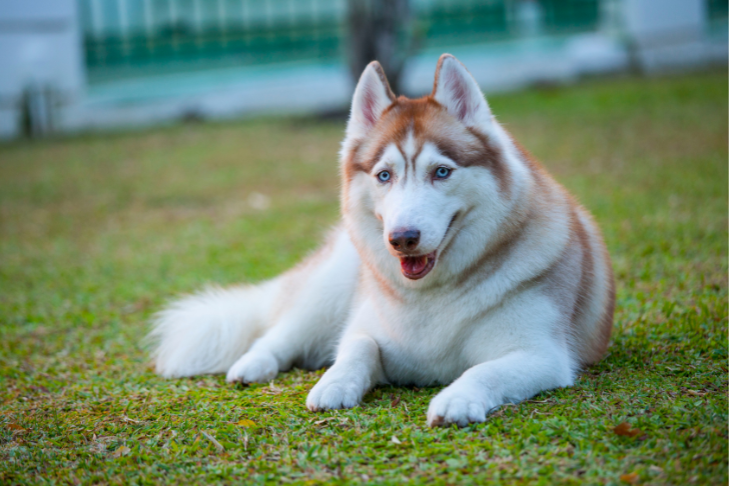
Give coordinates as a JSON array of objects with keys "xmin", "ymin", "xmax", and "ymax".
[
  {"xmin": 394, "ymin": 212, "xmax": 459, "ymax": 281},
  {"xmin": 400, "ymin": 251, "xmax": 437, "ymax": 280}
]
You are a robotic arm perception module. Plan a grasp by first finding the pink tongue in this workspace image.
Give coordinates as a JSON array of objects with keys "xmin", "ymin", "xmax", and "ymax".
[{"xmin": 401, "ymin": 255, "xmax": 428, "ymax": 275}]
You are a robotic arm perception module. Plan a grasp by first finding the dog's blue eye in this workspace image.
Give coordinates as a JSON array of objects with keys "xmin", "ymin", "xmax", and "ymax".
[
  {"xmin": 435, "ymin": 167, "xmax": 451, "ymax": 179},
  {"xmin": 378, "ymin": 170, "xmax": 391, "ymax": 182}
]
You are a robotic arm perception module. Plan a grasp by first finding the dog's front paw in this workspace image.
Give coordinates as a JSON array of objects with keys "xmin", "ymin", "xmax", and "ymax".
[
  {"xmin": 427, "ymin": 385, "xmax": 494, "ymax": 427},
  {"xmin": 226, "ymin": 350, "xmax": 278, "ymax": 384},
  {"xmin": 306, "ymin": 369, "xmax": 367, "ymax": 412}
]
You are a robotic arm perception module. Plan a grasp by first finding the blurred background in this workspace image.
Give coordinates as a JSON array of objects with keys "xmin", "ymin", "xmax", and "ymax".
[{"xmin": 0, "ymin": 0, "xmax": 726, "ymax": 139}]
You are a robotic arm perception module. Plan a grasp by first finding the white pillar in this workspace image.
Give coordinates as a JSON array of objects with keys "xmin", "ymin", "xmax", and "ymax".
[
  {"xmin": 622, "ymin": 0, "xmax": 715, "ymax": 72},
  {"xmin": 0, "ymin": 0, "xmax": 85, "ymax": 138}
]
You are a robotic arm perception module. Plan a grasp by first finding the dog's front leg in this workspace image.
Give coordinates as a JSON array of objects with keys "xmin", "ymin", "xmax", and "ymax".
[
  {"xmin": 427, "ymin": 347, "xmax": 575, "ymax": 427},
  {"xmin": 306, "ymin": 333, "xmax": 384, "ymax": 411}
]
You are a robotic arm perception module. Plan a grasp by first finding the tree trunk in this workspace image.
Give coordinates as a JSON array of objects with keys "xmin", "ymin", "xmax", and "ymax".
[{"xmin": 347, "ymin": 0, "xmax": 412, "ymax": 96}]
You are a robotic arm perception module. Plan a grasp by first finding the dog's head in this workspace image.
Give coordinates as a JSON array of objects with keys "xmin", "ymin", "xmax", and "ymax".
[{"xmin": 341, "ymin": 54, "xmax": 517, "ymax": 284}]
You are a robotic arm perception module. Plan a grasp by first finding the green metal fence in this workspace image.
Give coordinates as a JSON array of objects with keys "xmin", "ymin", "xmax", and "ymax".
[
  {"xmin": 80, "ymin": 0, "xmax": 603, "ymax": 82},
  {"xmin": 707, "ymin": 0, "xmax": 729, "ymax": 29},
  {"xmin": 420, "ymin": 0, "xmax": 600, "ymax": 47},
  {"xmin": 79, "ymin": 0, "xmax": 345, "ymax": 80}
]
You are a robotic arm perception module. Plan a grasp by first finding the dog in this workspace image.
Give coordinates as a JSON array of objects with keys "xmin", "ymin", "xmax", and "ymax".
[{"xmin": 150, "ymin": 54, "xmax": 615, "ymax": 427}]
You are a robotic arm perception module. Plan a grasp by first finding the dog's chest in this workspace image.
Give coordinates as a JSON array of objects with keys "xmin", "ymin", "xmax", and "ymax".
[{"xmin": 374, "ymin": 303, "xmax": 476, "ymax": 386}]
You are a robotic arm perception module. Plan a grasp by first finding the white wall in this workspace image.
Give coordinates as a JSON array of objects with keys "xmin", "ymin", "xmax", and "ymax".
[
  {"xmin": 623, "ymin": 0, "xmax": 726, "ymax": 71},
  {"xmin": 0, "ymin": 0, "xmax": 85, "ymax": 138}
]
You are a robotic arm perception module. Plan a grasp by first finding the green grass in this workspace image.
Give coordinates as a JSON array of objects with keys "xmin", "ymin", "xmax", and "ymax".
[{"xmin": 1, "ymin": 71, "xmax": 726, "ymax": 485}]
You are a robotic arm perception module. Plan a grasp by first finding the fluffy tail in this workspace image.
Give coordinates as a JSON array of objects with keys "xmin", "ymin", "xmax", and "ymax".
[{"xmin": 149, "ymin": 279, "xmax": 280, "ymax": 378}]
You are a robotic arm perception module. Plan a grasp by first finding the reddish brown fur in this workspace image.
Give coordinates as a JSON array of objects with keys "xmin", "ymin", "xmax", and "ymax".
[
  {"xmin": 370, "ymin": 62, "xmax": 396, "ymax": 101},
  {"xmin": 343, "ymin": 96, "xmax": 509, "ymax": 195},
  {"xmin": 507, "ymin": 134, "xmax": 614, "ymax": 366},
  {"xmin": 594, "ymin": 249, "xmax": 615, "ymax": 363},
  {"xmin": 570, "ymin": 208, "xmax": 599, "ymax": 364},
  {"xmin": 509, "ymin": 136, "xmax": 553, "ymax": 195},
  {"xmin": 574, "ymin": 211, "xmax": 614, "ymax": 366},
  {"xmin": 453, "ymin": 207, "xmax": 531, "ymax": 289}
]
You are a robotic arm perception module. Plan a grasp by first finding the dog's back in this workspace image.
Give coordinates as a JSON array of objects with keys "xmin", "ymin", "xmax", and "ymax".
[{"xmin": 513, "ymin": 143, "xmax": 615, "ymax": 367}]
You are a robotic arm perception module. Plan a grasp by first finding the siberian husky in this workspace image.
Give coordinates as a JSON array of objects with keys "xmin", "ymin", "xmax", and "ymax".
[{"xmin": 150, "ymin": 54, "xmax": 615, "ymax": 427}]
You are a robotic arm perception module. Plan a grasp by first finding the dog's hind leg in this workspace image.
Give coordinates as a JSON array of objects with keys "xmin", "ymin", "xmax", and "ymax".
[{"xmin": 226, "ymin": 229, "xmax": 360, "ymax": 383}]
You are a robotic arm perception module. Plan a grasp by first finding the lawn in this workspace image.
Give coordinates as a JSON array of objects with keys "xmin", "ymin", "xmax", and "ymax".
[{"xmin": 1, "ymin": 71, "xmax": 726, "ymax": 485}]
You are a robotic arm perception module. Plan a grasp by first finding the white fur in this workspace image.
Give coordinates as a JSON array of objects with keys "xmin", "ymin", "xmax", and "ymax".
[
  {"xmin": 434, "ymin": 54, "xmax": 495, "ymax": 133},
  {"xmin": 150, "ymin": 281, "xmax": 280, "ymax": 378},
  {"xmin": 344, "ymin": 61, "xmax": 395, "ymax": 146},
  {"xmin": 150, "ymin": 55, "xmax": 612, "ymax": 428}
]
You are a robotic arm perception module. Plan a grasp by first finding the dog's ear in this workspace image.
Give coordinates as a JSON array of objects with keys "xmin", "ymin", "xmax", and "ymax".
[
  {"xmin": 346, "ymin": 61, "xmax": 396, "ymax": 140},
  {"xmin": 432, "ymin": 54, "xmax": 492, "ymax": 129}
]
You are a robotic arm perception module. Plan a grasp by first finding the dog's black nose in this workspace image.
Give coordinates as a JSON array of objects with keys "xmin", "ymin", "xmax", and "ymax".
[{"xmin": 389, "ymin": 229, "xmax": 420, "ymax": 251}]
